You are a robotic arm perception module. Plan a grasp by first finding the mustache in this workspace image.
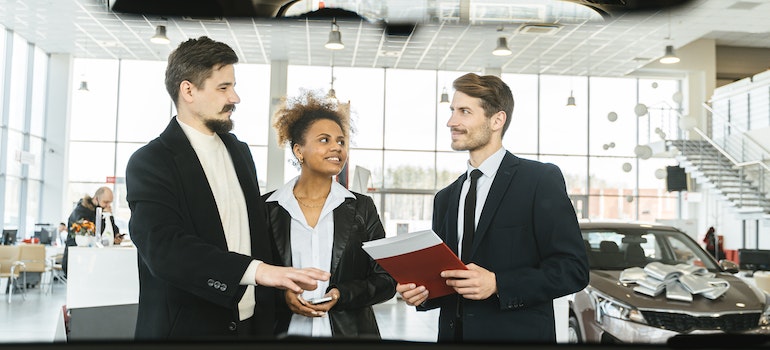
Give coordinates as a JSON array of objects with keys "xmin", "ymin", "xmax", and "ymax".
[
  {"xmin": 450, "ymin": 127, "xmax": 466, "ymax": 134},
  {"xmin": 221, "ymin": 104, "xmax": 236, "ymax": 113}
]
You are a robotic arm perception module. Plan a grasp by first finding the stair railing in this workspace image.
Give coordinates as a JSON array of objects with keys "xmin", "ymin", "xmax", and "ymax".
[{"xmin": 701, "ymin": 102, "xmax": 770, "ymax": 198}]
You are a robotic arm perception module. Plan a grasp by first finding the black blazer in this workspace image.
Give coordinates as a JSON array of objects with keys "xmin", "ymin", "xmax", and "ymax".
[
  {"xmin": 126, "ymin": 118, "xmax": 275, "ymax": 339},
  {"xmin": 264, "ymin": 191, "xmax": 396, "ymax": 338},
  {"xmin": 425, "ymin": 151, "xmax": 589, "ymax": 343}
]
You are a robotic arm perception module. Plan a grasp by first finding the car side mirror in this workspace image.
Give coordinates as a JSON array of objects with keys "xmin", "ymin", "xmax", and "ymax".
[{"xmin": 719, "ymin": 259, "xmax": 739, "ymax": 273}]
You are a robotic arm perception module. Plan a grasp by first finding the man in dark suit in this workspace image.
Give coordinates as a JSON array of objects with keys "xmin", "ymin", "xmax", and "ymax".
[
  {"xmin": 397, "ymin": 73, "xmax": 589, "ymax": 342},
  {"xmin": 125, "ymin": 36, "xmax": 329, "ymax": 340}
]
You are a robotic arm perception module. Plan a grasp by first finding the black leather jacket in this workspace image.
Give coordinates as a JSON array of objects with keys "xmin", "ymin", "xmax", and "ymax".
[{"xmin": 264, "ymin": 192, "xmax": 396, "ymax": 338}]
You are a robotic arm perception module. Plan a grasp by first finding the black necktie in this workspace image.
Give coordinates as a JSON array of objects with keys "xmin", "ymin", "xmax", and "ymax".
[{"xmin": 462, "ymin": 169, "xmax": 483, "ymax": 262}]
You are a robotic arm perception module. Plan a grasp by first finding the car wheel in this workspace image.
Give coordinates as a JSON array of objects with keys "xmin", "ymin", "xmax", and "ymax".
[{"xmin": 568, "ymin": 315, "xmax": 582, "ymax": 343}]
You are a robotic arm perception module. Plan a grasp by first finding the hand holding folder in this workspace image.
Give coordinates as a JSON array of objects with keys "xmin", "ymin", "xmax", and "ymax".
[{"xmin": 362, "ymin": 230, "xmax": 467, "ymax": 299}]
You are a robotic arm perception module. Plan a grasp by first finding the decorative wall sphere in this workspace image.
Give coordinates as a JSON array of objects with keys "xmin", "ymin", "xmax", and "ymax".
[
  {"xmin": 655, "ymin": 168, "xmax": 667, "ymax": 179},
  {"xmin": 603, "ymin": 144, "xmax": 610, "ymax": 150},
  {"xmin": 634, "ymin": 103, "xmax": 648, "ymax": 117},
  {"xmin": 672, "ymin": 91, "xmax": 683, "ymax": 104},
  {"xmin": 609, "ymin": 142, "xmax": 615, "ymax": 148},
  {"xmin": 654, "ymin": 127, "xmax": 662, "ymax": 134},
  {"xmin": 626, "ymin": 195, "xmax": 634, "ymax": 203},
  {"xmin": 607, "ymin": 111, "xmax": 618, "ymax": 122},
  {"xmin": 678, "ymin": 115, "xmax": 697, "ymax": 131},
  {"xmin": 634, "ymin": 145, "xmax": 653, "ymax": 159},
  {"xmin": 652, "ymin": 82, "xmax": 659, "ymax": 88},
  {"xmin": 658, "ymin": 131, "xmax": 667, "ymax": 139},
  {"xmin": 622, "ymin": 162, "xmax": 633, "ymax": 172}
]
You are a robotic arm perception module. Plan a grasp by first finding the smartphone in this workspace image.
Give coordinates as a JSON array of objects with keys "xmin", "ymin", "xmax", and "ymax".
[{"xmin": 307, "ymin": 296, "xmax": 333, "ymax": 305}]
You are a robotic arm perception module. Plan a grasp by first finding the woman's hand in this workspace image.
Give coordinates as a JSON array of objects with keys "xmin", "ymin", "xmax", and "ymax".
[{"xmin": 284, "ymin": 288, "xmax": 340, "ymax": 317}]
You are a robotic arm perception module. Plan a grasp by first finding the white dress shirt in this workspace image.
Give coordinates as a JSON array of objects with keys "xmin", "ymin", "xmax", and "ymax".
[
  {"xmin": 457, "ymin": 147, "xmax": 506, "ymax": 258},
  {"xmin": 266, "ymin": 176, "xmax": 355, "ymax": 337},
  {"xmin": 177, "ymin": 119, "xmax": 260, "ymax": 321}
]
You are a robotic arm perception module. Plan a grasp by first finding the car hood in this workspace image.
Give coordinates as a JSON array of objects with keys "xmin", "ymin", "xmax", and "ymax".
[{"xmin": 590, "ymin": 270, "xmax": 767, "ymax": 313}]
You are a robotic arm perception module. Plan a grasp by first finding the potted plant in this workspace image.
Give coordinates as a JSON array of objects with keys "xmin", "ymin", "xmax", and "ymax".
[{"xmin": 70, "ymin": 219, "xmax": 96, "ymax": 247}]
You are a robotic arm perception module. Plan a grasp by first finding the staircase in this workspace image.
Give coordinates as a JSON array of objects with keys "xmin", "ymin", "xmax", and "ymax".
[{"xmin": 668, "ymin": 139, "xmax": 770, "ymax": 215}]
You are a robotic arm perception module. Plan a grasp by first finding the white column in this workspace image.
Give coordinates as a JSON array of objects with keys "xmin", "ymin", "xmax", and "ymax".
[
  {"xmin": 266, "ymin": 60, "xmax": 288, "ymax": 192},
  {"xmin": 40, "ymin": 53, "xmax": 73, "ymax": 225}
]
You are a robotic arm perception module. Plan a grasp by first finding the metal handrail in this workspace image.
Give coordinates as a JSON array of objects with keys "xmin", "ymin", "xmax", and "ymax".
[
  {"xmin": 688, "ymin": 127, "xmax": 740, "ymax": 166},
  {"xmin": 698, "ymin": 102, "xmax": 770, "ymax": 196},
  {"xmin": 701, "ymin": 102, "xmax": 770, "ymax": 170}
]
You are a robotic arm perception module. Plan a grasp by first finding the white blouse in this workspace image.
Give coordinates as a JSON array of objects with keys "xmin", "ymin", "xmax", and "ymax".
[{"xmin": 266, "ymin": 176, "xmax": 355, "ymax": 337}]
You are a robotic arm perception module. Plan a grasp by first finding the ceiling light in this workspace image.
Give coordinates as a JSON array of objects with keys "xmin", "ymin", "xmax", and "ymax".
[
  {"xmin": 78, "ymin": 80, "xmax": 89, "ymax": 92},
  {"xmin": 150, "ymin": 25, "xmax": 170, "ymax": 45},
  {"xmin": 566, "ymin": 91, "xmax": 576, "ymax": 107},
  {"xmin": 325, "ymin": 19, "xmax": 344, "ymax": 50},
  {"xmin": 492, "ymin": 37, "xmax": 512, "ymax": 56},
  {"xmin": 439, "ymin": 87, "xmax": 450, "ymax": 106},
  {"xmin": 660, "ymin": 45, "xmax": 679, "ymax": 64}
]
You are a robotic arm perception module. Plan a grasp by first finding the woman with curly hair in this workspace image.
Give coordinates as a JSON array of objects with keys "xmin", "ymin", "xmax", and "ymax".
[{"xmin": 263, "ymin": 91, "xmax": 396, "ymax": 338}]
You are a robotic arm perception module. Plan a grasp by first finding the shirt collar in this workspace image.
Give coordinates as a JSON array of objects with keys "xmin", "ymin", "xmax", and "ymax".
[
  {"xmin": 467, "ymin": 147, "xmax": 506, "ymax": 179},
  {"xmin": 266, "ymin": 176, "xmax": 355, "ymax": 205}
]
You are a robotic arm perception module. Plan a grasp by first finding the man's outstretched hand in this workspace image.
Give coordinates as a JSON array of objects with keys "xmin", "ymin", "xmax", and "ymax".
[{"xmin": 255, "ymin": 264, "xmax": 330, "ymax": 293}]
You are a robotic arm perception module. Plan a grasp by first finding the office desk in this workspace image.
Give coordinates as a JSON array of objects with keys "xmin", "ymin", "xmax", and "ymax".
[{"xmin": 66, "ymin": 246, "xmax": 138, "ymax": 340}]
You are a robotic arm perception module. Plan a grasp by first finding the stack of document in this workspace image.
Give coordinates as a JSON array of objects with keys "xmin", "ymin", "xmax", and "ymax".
[{"xmin": 619, "ymin": 261, "xmax": 730, "ymax": 301}]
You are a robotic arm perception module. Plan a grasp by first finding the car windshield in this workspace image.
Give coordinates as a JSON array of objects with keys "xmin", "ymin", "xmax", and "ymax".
[{"xmin": 581, "ymin": 227, "xmax": 720, "ymax": 271}]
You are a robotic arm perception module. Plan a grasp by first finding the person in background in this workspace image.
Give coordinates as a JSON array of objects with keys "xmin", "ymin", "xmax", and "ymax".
[
  {"xmin": 57, "ymin": 222, "xmax": 67, "ymax": 246},
  {"xmin": 125, "ymin": 36, "xmax": 329, "ymax": 340},
  {"xmin": 396, "ymin": 73, "xmax": 590, "ymax": 342},
  {"xmin": 62, "ymin": 186, "xmax": 121, "ymax": 274},
  {"xmin": 703, "ymin": 226, "xmax": 725, "ymax": 261},
  {"xmin": 263, "ymin": 91, "xmax": 396, "ymax": 338}
]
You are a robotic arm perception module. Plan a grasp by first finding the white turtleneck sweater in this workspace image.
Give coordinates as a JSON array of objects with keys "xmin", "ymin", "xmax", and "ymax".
[{"xmin": 177, "ymin": 118, "xmax": 260, "ymax": 321}]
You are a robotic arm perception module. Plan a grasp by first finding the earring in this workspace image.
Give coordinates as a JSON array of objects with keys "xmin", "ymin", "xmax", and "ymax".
[{"xmin": 298, "ymin": 157, "xmax": 303, "ymax": 165}]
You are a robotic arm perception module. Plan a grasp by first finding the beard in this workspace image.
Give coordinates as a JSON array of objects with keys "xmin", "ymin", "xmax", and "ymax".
[
  {"xmin": 204, "ymin": 119, "xmax": 234, "ymax": 133},
  {"xmin": 450, "ymin": 122, "xmax": 493, "ymax": 152},
  {"xmin": 204, "ymin": 104, "xmax": 236, "ymax": 133}
]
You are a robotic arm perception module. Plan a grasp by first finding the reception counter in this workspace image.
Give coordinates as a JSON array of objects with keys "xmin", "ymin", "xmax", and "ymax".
[{"xmin": 66, "ymin": 246, "xmax": 139, "ymax": 340}]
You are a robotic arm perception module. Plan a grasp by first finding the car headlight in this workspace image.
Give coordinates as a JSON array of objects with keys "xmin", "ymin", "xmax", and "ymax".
[
  {"xmin": 588, "ymin": 287, "xmax": 646, "ymax": 325},
  {"xmin": 759, "ymin": 294, "xmax": 770, "ymax": 326}
]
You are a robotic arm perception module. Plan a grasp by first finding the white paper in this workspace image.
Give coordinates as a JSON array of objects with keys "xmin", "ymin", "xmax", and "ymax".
[
  {"xmin": 665, "ymin": 281, "xmax": 693, "ymax": 302},
  {"xmin": 362, "ymin": 230, "xmax": 441, "ymax": 260},
  {"xmin": 619, "ymin": 267, "xmax": 647, "ymax": 284},
  {"xmin": 679, "ymin": 274, "xmax": 713, "ymax": 294},
  {"xmin": 644, "ymin": 262, "xmax": 682, "ymax": 281}
]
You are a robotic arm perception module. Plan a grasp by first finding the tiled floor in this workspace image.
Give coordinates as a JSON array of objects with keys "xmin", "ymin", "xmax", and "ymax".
[{"xmin": 0, "ymin": 279, "xmax": 437, "ymax": 343}]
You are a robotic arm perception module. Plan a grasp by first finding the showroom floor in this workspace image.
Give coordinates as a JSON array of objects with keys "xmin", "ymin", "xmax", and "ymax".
[{"xmin": 0, "ymin": 280, "xmax": 438, "ymax": 343}]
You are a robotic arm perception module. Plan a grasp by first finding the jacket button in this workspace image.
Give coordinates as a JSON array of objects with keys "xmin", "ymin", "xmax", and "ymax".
[
  {"xmin": 228, "ymin": 322, "xmax": 237, "ymax": 331},
  {"xmin": 207, "ymin": 279, "xmax": 214, "ymax": 287},
  {"xmin": 220, "ymin": 283, "xmax": 227, "ymax": 291},
  {"xmin": 449, "ymin": 320, "xmax": 454, "ymax": 328},
  {"xmin": 214, "ymin": 281, "xmax": 221, "ymax": 289}
]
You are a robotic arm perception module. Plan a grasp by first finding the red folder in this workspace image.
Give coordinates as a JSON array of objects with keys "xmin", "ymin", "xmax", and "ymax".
[{"xmin": 362, "ymin": 230, "xmax": 467, "ymax": 299}]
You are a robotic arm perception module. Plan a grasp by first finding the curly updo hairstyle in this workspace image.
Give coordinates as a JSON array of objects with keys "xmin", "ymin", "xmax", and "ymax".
[{"xmin": 273, "ymin": 90, "xmax": 351, "ymax": 154}]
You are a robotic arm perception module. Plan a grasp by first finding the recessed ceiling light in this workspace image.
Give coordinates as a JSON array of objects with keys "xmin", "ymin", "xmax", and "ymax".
[{"xmin": 378, "ymin": 50, "xmax": 401, "ymax": 57}]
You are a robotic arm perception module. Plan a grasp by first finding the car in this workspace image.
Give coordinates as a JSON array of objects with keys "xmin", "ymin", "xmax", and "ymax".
[{"xmin": 568, "ymin": 221, "xmax": 770, "ymax": 344}]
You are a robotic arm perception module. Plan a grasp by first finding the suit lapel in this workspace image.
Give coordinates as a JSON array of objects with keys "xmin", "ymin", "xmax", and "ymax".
[
  {"xmin": 445, "ymin": 175, "xmax": 465, "ymax": 255},
  {"xmin": 268, "ymin": 204, "xmax": 293, "ymax": 267},
  {"xmin": 330, "ymin": 199, "xmax": 354, "ymax": 277},
  {"xmin": 160, "ymin": 119, "xmax": 228, "ymax": 250},
  {"xmin": 470, "ymin": 152, "xmax": 519, "ymax": 258}
]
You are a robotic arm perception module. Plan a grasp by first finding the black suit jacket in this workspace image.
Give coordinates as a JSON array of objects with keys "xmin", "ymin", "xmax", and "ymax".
[
  {"xmin": 264, "ymin": 192, "xmax": 396, "ymax": 338},
  {"xmin": 425, "ymin": 151, "xmax": 589, "ymax": 342},
  {"xmin": 126, "ymin": 118, "xmax": 275, "ymax": 339}
]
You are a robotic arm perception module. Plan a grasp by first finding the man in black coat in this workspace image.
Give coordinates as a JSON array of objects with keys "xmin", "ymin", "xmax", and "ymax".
[
  {"xmin": 397, "ymin": 73, "xmax": 590, "ymax": 342},
  {"xmin": 125, "ymin": 36, "xmax": 329, "ymax": 340}
]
